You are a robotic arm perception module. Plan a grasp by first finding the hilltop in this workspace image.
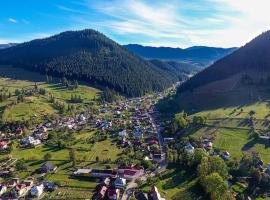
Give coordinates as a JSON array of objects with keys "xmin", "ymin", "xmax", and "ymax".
[{"xmin": 0, "ymin": 29, "xmax": 182, "ymax": 97}]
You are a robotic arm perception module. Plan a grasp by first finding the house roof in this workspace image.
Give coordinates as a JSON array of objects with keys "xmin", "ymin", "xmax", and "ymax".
[{"xmin": 42, "ymin": 162, "xmax": 56, "ymax": 171}]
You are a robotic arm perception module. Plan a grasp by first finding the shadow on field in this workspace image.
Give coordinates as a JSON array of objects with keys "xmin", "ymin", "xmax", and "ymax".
[
  {"xmin": 43, "ymin": 146, "xmax": 63, "ymax": 152},
  {"xmin": 242, "ymin": 138, "xmax": 270, "ymax": 151}
]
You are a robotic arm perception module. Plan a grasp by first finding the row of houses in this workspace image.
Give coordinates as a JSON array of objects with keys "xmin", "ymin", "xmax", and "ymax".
[{"xmin": 0, "ymin": 177, "xmax": 58, "ymax": 198}]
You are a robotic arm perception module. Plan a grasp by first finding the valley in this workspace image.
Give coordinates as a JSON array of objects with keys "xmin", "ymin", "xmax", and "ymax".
[{"xmin": 0, "ymin": 66, "xmax": 173, "ymax": 199}]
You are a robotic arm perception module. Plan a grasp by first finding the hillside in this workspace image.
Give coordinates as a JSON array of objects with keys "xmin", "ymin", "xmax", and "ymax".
[
  {"xmin": 124, "ymin": 44, "xmax": 237, "ymax": 67},
  {"xmin": 0, "ymin": 29, "xmax": 179, "ymax": 97},
  {"xmin": 168, "ymin": 30, "xmax": 270, "ymax": 112}
]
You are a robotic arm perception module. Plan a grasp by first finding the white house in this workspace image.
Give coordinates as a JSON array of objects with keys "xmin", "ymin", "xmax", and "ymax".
[
  {"xmin": 22, "ymin": 136, "xmax": 41, "ymax": 147},
  {"xmin": 118, "ymin": 130, "xmax": 127, "ymax": 137},
  {"xmin": 185, "ymin": 143, "xmax": 195, "ymax": 154},
  {"xmin": 31, "ymin": 184, "xmax": 44, "ymax": 197},
  {"xmin": 0, "ymin": 185, "xmax": 7, "ymax": 196},
  {"xmin": 221, "ymin": 151, "xmax": 230, "ymax": 160}
]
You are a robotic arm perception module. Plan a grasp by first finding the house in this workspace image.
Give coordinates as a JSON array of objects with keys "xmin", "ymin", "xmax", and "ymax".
[
  {"xmin": 73, "ymin": 169, "xmax": 92, "ymax": 176},
  {"xmin": 39, "ymin": 162, "xmax": 57, "ymax": 173},
  {"xmin": 73, "ymin": 169, "xmax": 117, "ymax": 178},
  {"xmin": 221, "ymin": 151, "xmax": 230, "ymax": 160},
  {"xmin": 15, "ymin": 128, "xmax": 23, "ymax": 137},
  {"xmin": 31, "ymin": 184, "xmax": 44, "ymax": 197},
  {"xmin": 79, "ymin": 114, "xmax": 86, "ymax": 122},
  {"xmin": 7, "ymin": 178, "xmax": 20, "ymax": 188},
  {"xmin": 12, "ymin": 184, "xmax": 28, "ymax": 197},
  {"xmin": 135, "ymin": 192, "xmax": 148, "ymax": 200},
  {"xmin": 118, "ymin": 130, "xmax": 127, "ymax": 137},
  {"xmin": 118, "ymin": 166, "xmax": 143, "ymax": 180},
  {"xmin": 0, "ymin": 140, "xmax": 9, "ymax": 150},
  {"xmin": 114, "ymin": 177, "xmax": 126, "ymax": 188},
  {"xmin": 149, "ymin": 186, "xmax": 165, "ymax": 200},
  {"xmin": 185, "ymin": 143, "xmax": 195, "ymax": 154},
  {"xmin": 22, "ymin": 136, "xmax": 41, "ymax": 147},
  {"xmin": 0, "ymin": 185, "xmax": 7, "ymax": 196},
  {"xmin": 133, "ymin": 132, "xmax": 144, "ymax": 138},
  {"xmin": 23, "ymin": 178, "xmax": 34, "ymax": 187},
  {"xmin": 98, "ymin": 186, "xmax": 107, "ymax": 199},
  {"xmin": 39, "ymin": 126, "xmax": 47, "ymax": 133},
  {"xmin": 43, "ymin": 182, "xmax": 58, "ymax": 191},
  {"xmin": 108, "ymin": 188, "xmax": 120, "ymax": 200},
  {"xmin": 204, "ymin": 141, "xmax": 213, "ymax": 150}
]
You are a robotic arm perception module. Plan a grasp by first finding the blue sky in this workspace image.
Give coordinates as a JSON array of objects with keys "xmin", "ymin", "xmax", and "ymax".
[{"xmin": 1, "ymin": 0, "xmax": 270, "ymax": 47}]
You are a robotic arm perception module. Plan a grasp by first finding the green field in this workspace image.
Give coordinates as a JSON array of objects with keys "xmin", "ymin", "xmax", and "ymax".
[
  {"xmin": 140, "ymin": 168, "xmax": 205, "ymax": 200},
  {"xmin": 0, "ymin": 65, "xmax": 100, "ymax": 122},
  {"xmin": 185, "ymin": 102, "xmax": 270, "ymax": 163}
]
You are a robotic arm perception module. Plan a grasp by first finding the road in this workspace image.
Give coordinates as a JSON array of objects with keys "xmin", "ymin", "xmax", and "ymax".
[{"xmin": 121, "ymin": 106, "xmax": 167, "ymax": 200}]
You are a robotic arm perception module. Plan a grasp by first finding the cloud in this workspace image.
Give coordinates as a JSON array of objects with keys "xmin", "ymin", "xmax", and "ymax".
[
  {"xmin": 8, "ymin": 18, "xmax": 17, "ymax": 23},
  {"xmin": 81, "ymin": 0, "xmax": 270, "ymax": 47},
  {"xmin": 56, "ymin": 4, "xmax": 84, "ymax": 14}
]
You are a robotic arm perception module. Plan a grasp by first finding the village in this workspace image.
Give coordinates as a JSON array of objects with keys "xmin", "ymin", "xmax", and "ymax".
[{"xmin": 0, "ymin": 84, "xmax": 179, "ymax": 200}]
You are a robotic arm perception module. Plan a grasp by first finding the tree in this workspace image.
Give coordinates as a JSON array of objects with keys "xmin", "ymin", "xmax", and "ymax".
[
  {"xmin": 16, "ymin": 159, "xmax": 27, "ymax": 171},
  {"xmin": 172, "ymin": 112, "xmax": 188, "ymax": 132},
  {"xmin": 201, "ymin": 173, "xmax": 233, "ymax": 200},
  {"xmin": 192, "ymin": 148, "xmax": 207, "ymax": 167},
  {"xmin": 69, "ymin": 149, "xmax": 76, "ymax": 167},
  {"xmin": 193, "ymin": 116, "xmax": 207, "ymax": 124},
  {"xmin": 44, "ymin": 153, "xmax": 52, "ymax": 161},
  {"xmin": 198, "ymin": 156, "xmax": 228, "ymax": 179},
  {"xmin": 141, "ymin": 160, "xmax": 153, "ymax": 169}
]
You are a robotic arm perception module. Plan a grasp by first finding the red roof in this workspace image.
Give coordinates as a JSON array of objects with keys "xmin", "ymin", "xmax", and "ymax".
[
  {"xmin": 118, "ymin": 166, "xmax": 143, "ymax": 170},
  {"xmin": 15, "ymin": 184, "xmax": 26, "ymax": 191},
  {"xmin": 123, "ymin": 170, "xmax": 138, "ymax": 176},
  {"xmin": 0, "ymin": 140, "xmax": 8, "ymax": 148}
]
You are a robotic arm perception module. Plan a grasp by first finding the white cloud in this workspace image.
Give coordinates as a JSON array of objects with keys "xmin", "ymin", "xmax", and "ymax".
[
  {"xmin": 8, "ymin": 18, "xmax": 17, "ymax": 23},
  {"xmin": 85, "ymin": 0, "xmax": 270, "ymax": 47},
  {"xmin": 56, "ymin": 5, "xmax": 84, "ymax": 14}
]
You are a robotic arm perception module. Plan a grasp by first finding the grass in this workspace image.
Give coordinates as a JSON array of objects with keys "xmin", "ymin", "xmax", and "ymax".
[
  {"xmin": 140, "ymin": 168, "xmax": 205, "ymax": 200},
  {"xmin": 184, "ymin": 101, "xmax": 270, "ymax": 163},
  {"xmin": 76, "ymin": 138, "xmax": 123, "ymax": 162},
  {"xmin": 44, "ymin": 187, "xmax": 94, "ymax": 200}
]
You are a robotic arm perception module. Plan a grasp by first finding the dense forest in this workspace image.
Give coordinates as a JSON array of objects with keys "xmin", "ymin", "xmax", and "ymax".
[
  {"xmin": 0, "ymin": 29, "xmax": 181, "ymax": 97},
  {"xmin": 178, "ymin": 30, "xmax": 270, "ymax": 93}
]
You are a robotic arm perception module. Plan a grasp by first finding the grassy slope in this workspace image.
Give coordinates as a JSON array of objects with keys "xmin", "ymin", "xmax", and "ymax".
[
  {"xmin": 0, "ymin": 65, "xmax": 100, "ymax": 121},
  {"xmin": 186, "ymin": 102, "xmax": 270, "ymax": 162}
]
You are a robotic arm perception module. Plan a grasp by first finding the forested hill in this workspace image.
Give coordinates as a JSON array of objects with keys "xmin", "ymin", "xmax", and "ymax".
[
  {"xmin": 178, "ymin": 30, "xmax": 270, "ymax": 93},
  {"xmin": 124, "ymin": 44, "xmax": 237, "ymax": 67},
  {"xmin": 0, "ymin": 43, "xmax": 17, "ymax": 49},
  {"xmin": 0, "ymin": 29, "xmax": 179, "ymax": 97}
]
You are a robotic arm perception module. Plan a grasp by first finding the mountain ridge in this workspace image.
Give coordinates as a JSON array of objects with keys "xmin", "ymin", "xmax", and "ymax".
[
  {"xmin": 124, "ymin": 44, "xmax": 237, "ymax": 67},
  {"xmin": 0, "ymin": 29, "xmax": 181, "ymax": 97}
]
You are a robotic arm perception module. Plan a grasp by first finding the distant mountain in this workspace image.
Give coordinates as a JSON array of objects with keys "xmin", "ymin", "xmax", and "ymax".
[
  {"xmin": 173, "ymin": 30, "xmax": 270, "ymax": 111},
  {"xmin": 124, "ymin": 44, "xmax": 237, "ymax": 68},
  {"xmin": 0, "ymin": 29, "xmax": 184, "ymax": 97},
  {"xmin": 0, "ymin": 43, "xmax": 17, "ymax": 49}
]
